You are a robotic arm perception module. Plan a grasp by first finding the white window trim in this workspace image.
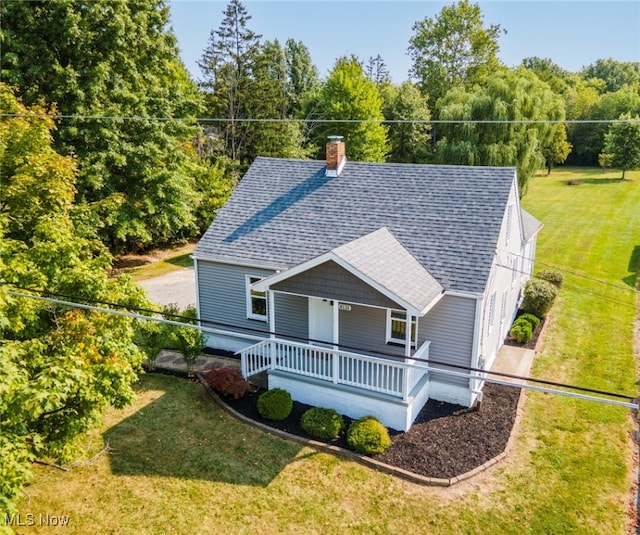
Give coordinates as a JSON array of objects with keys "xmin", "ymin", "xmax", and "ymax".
[
  {"xmin": 385, "ymin": 309, "xmax": 417, "ymax": 346},
  {"xmin": 505, "ymin": 204, "xmax": 513, "ymax": 245},
  {"xmin": 245, "ymin": 275, "xmax": 268, "ymax": 322},
  {"xmin": 487, "ymin": 291, "xmax": 497, "ymax": 334}
]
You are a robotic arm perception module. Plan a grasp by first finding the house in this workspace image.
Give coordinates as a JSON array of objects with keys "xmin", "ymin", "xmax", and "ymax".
[{"xmin": 193, "ymin": 136, "xmax": 542, "ymax": 431}]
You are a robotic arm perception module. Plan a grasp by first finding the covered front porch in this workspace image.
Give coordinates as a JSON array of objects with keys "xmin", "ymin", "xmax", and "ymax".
[{"xmin": 239, "ymin": 337, "xmax": 432, "ymax": 431}]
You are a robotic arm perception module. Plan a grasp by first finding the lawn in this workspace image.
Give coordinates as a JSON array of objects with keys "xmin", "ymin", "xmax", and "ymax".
[{"xmin": 11, "ymin": 167, "xmax": 640, "ymax": 534}]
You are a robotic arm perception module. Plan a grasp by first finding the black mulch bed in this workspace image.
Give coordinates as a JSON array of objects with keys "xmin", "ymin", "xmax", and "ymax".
[{"xmin": 220, "ymin": 382, "xmax": 520, "ymax": 479}]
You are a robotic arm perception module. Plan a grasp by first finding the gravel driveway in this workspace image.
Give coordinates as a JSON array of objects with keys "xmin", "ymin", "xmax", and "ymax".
[{"xmin": 138, "ymin": 268, "xmax": 196, "ymax": 310}]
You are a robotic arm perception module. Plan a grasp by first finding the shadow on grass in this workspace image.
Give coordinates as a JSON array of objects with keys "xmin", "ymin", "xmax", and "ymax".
[
  {"xmin": 103, "ymin": 375, "xmax": 302, "ymax": 486},
  {"xmin": 623, "ymin": 245, "xmax": 640, "ymax": 288},
  {"xmin": 166, "ymin": 253, "xmax": 193, "ymax": 268},
  {"xmin": 569, "ymin": 178, "xmax": 625, "ymax": 185}
]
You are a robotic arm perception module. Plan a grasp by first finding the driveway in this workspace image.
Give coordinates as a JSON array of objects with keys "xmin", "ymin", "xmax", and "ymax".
[{"xmin": 138, "ymin": 268, "xmax": 196, "ymax": 310}]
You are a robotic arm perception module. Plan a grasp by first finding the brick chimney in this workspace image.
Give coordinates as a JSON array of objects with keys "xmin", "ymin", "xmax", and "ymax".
[{"xmin": 325, "ymin": 135, "xmax": 346, "ymax": 177}]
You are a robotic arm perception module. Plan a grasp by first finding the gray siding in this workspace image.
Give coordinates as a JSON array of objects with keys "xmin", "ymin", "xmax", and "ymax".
[
  {"xmin": 274, "ymin": 292, "xmax": 308, "ymax": 341},
  {"xmin": 197, "ymin": 260, "xmax": 273, "ymax": 335},
  {"xmin": 273, "ymin": 260, "xmax": 399, "ymax": 309},
  {"xmin": 339, "ymin": 304, "xmax": 405, "ymax": 357},
  {"xmin": 418, "ymin": 295, "xmax": 476, "ymax": 387}
]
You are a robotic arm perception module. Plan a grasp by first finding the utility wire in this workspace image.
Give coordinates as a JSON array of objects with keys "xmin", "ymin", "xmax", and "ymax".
[
  {"xmin": 2, "ymin": 112, "xmax": 639, "ymax": 125},
  {"xmin": 6, "ymin": 285, "xmax": 637, "ymax": 407}
]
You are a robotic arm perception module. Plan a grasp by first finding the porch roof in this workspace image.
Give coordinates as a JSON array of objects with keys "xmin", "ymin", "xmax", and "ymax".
[{"xmin": 253, "ymin": 227, "xmax": 444, "ymax": 316}]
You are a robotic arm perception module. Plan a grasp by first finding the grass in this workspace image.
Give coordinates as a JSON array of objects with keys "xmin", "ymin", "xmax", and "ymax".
[
  {"xmin": 11, "ymin": 167, "xmax": 640, "ymax": 534},
  {"xmin": 117, "ymin": 243, "xmax": 195, "ymax": 282}
]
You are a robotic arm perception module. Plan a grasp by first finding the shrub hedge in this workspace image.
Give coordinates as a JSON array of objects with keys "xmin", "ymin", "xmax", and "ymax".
[
  {"xmin": 203, "ymin": 366, "xmax": 254, "ymax": 399},
  {"xmin": 256, "ymin": 388, "xmax": 293, "ymax": 421},
  {"xmin": 346, "ymin": 416, "xmax": 392, "ymax": 455},
  {"xmin": 522, "ymin": 278, "xmax": 558, "ymax": 318},
  {"xmin": 535, "ymin": 269, "xmax": 564, "ymax": 289},
  {"xmin": 509, "ymin": 318, "xmax": 533, "ymax": 343},
  {"xmin": 300, "ymin": 407, "xmax": 344, "ymax": 440}
]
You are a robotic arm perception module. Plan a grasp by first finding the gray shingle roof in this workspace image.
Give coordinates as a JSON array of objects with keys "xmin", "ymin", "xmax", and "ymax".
[
  {"xmin": 194, "ymin": 157, "xmax": 518, "ymax": 294},
  {"xmin": 332, "ymin": 227, "xmax": 443, "ymax": 313},
  {"xmin": 521, "ymin": 209, "xmax": 543, "ymax": 241}
]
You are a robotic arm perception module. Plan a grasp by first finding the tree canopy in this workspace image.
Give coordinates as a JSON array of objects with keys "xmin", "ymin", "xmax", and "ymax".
[
  {"xmin": 307, "ymin": 56, "xmax": 388, "ymax": 162},
  {"xmin": 1, "ymin": 0, "xmax": 219, "ymax": 253},
  {"xmin": 600, "ymin": 113, "xmax": 640, "ymax": 179},
  {"xmin": 408, "ymin": 0, "xmax": 504, "ymax": 111},
  {"xmin": 0, "ymin": 84, "xmax": 149, "ymax": 514},
  {"xmin": 436, "ymin": 67, "xmax": 564, "ymax": 194}
]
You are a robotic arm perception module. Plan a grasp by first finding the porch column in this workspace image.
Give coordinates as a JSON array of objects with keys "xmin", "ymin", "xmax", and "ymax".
[
  {"xmin": 332, "ymin": 300, "xmax": 339, "ymax": 350},
  {"xmin": 268, "ymin": 290, "xmax": 275, "ymax": 339},
  {"xmin": 405, "ymin": 313, "xmax": 413, "ymax": 358}
]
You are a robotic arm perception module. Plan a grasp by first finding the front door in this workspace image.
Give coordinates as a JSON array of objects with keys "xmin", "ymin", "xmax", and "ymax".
[{"xmin": 308, "ymin": 298, "xmax": 334, "ymax": 345}]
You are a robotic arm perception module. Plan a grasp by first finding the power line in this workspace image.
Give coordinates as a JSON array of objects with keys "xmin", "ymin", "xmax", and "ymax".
[
  {"xmin": 2, "ymin": 112, "xmax": 639, "ymax": 125},
  {"xmin": 6, "ymin": 285, "xmax": 637, "ymax": 408}
]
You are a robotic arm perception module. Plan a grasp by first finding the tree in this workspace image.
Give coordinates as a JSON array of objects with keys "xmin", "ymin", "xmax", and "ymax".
[
  {"xmin": 600, "ymin": 114, "xmax": 640, "ymax": 179},
  {"xmin": 521, "ymin": 56, "xmax": 571, "ymax": 94},
  {"xmin": 436, "ymin": 67, "xmax": 564, "ymax": 194},
  {"xmin": 2, "ymin": 0, "xmax": 211, "ymax": 252},
  {"xmin": 408, "ymin": 0, "xmax": 504, "ymax": 111},
  {"xmin": 0, "ymin": 84, "xmax": 148, "ymax": 514},
  {"xmin": 541, "ymin": 124, "xmax": 572, "ymax": 175},
  {"xmin": 365, "ymin": 55, "xmax": 391, "ymax": 86},
  {"xmin": 284, "ymin": 38, "xmax": 320, "ymax": 115},
  {"xmin": 380, "ymin": 82, "xmax": 432, "ymax": 163},
  {"xmin": 307, "ymin": 56, "xmax": 388, "ymax": 162},
  {"xmin": 199, "ymin": 0, "xmax": 262, "ymax": 163},
  {"xmin": 581, "ymin": 59, "xmax": 640, "ymax": 93}
]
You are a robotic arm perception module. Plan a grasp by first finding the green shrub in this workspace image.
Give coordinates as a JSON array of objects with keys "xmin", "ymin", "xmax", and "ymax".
[
  {"xmin": 522, "ymin": 278, "xmax": 559, "ymax": 318},
  {"xmin": 300, "ymin": 407, "xmax": 344, "ymax": 440},
  {"xmin": 347, "ymin": 416, "xmax": 392, "ymax": 455},
  {"xmin": 535, "ymin": 269, "xmax": 564, "ymax": 289},
  {"xmin": 509, "ymin": 318, "xmax": 533, "ymax": 343},
  {"xmin": 256, "ymin": 388, "xmax": 293, "ymax": 421},
  {"xmin": 519, "ymin": 313, "xmax": 541, "ymax": 331}
]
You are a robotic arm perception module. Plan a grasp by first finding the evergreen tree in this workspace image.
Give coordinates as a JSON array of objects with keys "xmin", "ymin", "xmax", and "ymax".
[
  {"xmin": 199, "ymin": 0, "xmax": 261, "ymax": 163},
  {"xmin": 284, "ymin": 38, "xmax": 320, "ymax": 115},
  {"xmin": 2, "ymin": 0, "xmax": 210, "ymax": 252}
]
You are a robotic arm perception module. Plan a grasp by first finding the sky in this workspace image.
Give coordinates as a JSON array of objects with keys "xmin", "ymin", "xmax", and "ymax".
[{"xmin": 169, "ymin": 0, "xmax": 640, "ymax": 84}]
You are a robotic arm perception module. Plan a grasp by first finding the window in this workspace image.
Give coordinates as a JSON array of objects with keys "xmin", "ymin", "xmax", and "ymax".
[
  {"xmin": 511, "ymin": 255, "xmax": 518, "ymax": 288},
  {"xmin": 386, "ymin": 310, "xmax": 417, "ymax": 346},
  {"xmin": 505, "ymin": 204, "xmax": 513, "ymax": 245},
  {"xmin": 246, "ymin": 275, "xmax": 267, "ymax": 321}
]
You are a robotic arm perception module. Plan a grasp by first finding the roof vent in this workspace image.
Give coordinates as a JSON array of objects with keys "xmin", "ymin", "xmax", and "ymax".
[{"xmin": 325, "ymin": 135, "xmax": 346, "ymax": 177}]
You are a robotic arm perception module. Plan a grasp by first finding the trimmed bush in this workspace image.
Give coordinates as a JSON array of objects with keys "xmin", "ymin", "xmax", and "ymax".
[
  {"xmin": 535, "ymin": 269, "xmax": 564, "ymax": 289},
  {"xmin": 519, "ymin": 313, "xmax": 541, "ymax": 331},
  {"xmin": 300, "ymin": 407, "xmax": 344, "ymax": 440},
  {"xmin": 347, "ymin": 416, "xmax": 392, "ymax": 455},
  {"xmin": 522, "ymin": 278, "xmax": 558, "ymax": 318},
  {"xmin": 256, "ymin": 388, "xmax": 293, "ymax": 421},
  {"xmin": 203, "ymin": 365, "xmax": 254, "ymax": 399},
  {"xmin": 509, "ymin": 318, "xmax": 533, "ymax": 343}
]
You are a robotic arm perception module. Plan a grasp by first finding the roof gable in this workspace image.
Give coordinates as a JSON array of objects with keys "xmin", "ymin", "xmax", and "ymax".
[{"xmin": 195, "ymin": 157, "xmax": 518, "ymax": 293}]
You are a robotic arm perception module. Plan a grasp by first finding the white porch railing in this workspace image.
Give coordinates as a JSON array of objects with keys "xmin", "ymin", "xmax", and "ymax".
[{"xmin": 239, "ymin": 339, "xmax": 430, "ymax": 401}]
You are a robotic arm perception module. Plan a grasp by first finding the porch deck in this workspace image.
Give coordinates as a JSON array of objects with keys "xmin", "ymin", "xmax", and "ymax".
[{"xmin": 239, "ymin": 338, "xmax": 431, "ymax": 402}]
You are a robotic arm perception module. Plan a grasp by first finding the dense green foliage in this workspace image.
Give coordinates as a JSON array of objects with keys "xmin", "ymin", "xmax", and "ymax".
[
  {"xmin": 436, "ymin": 67, "xmax": 564, "ymax": 193},
  {"xmin": 1, "ymin": 0, "xmax": 231, "ymax": 253},
  {"xmin": 600, "ymin": 113, "xmax": 640, "ymax": 179},
  {"xmin": 535, "ymin": 269, "xmax": 564, "ymax": 289},
  {"xmin": 307, "ymin": 56, "xmax": 388, "ymax": 162},
  {"xmin": 522, "ymin": 278, "xmax": 559, "ymax": 318},
  {"xmin": 409, "ymin": 0, "xmax": 503, "ymax": 112},
  {"xmin": 509, "ymin": 318, "xmax": 533, "ymax": 343},
  {"xmin": 300, "ymin": 407, "xmax": 344, "ymax": 440},
  {"xmin": 0, "ymin": 84, "xmax": 147, "ymax": 515},
  {"xmin": 346, "ymin": 416, "xmax": 392, "ymax": 455},
  {"xmin": 519, "ymin": 313, "xmax": 541, "ymax": 331},
  {"xmin": 256, "ymin": 388, "xmax": 293, "ymax": 421}
]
